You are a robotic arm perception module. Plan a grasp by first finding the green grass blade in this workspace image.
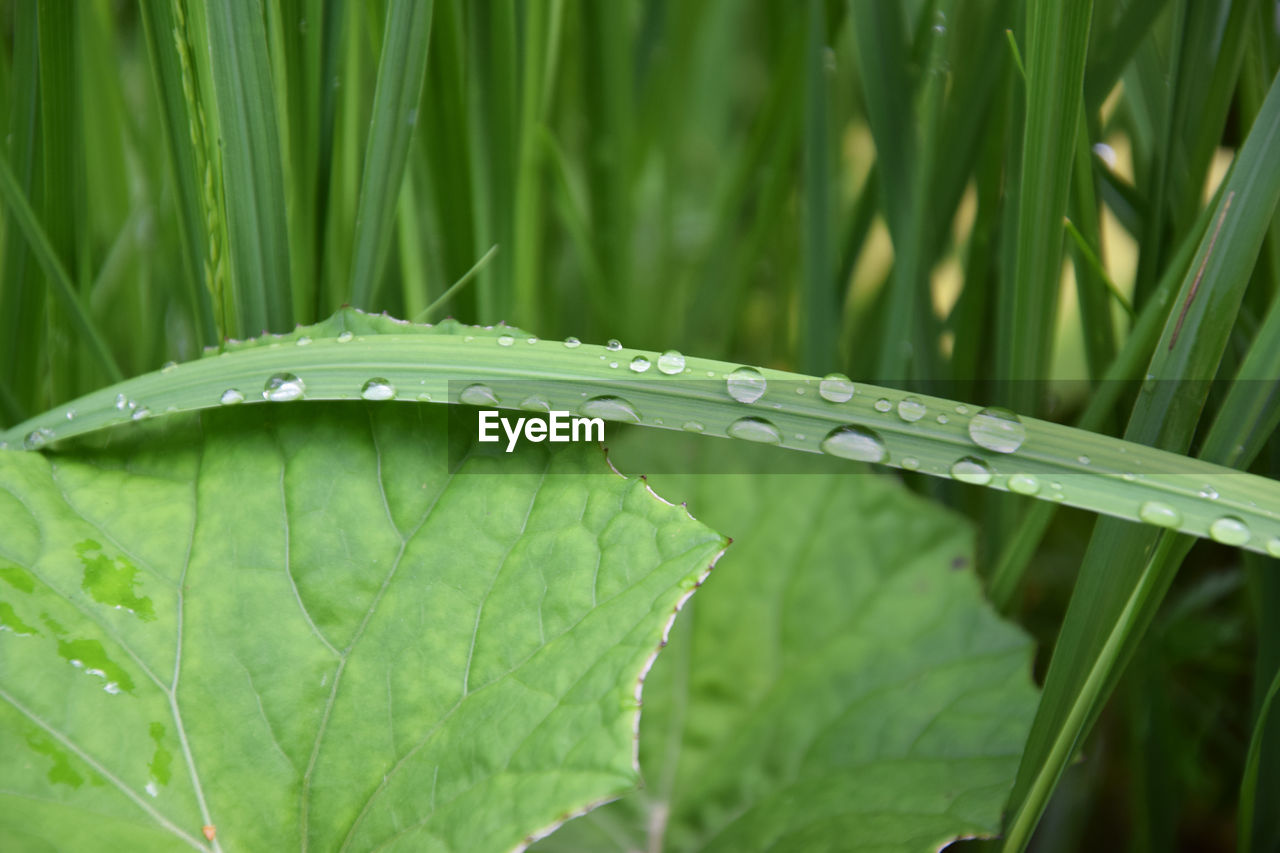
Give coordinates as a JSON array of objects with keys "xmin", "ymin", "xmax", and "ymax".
[
  {"xmin": 203, "ymin": 0, "xmax": 294, "ymax": 334},
  {"xmin": 1240, "ymin": 556, "xmax": 1280, "ymax": 853},
  {"xmin": 346, "ymin": 0, "xmax": 434, "ymax": 309},
  {"xmin": 800, "ymin": 0, "xmax": 835, "ymax": 374},
  {"xmin": 1003, "ymin": 70, "xmax": 1280, "ymax": 852}
]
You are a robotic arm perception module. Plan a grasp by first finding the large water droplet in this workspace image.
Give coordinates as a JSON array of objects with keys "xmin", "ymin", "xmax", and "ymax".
[
  {"xmin": 361, "ymin": 378, "xmax": 396, "ymax": 401},
  {"xmin": 24, "ymin": 428, "xmax": 54, "ymax": 450},
  {"xmin": 967, "ymin": 407, "xmax": 1027, "ymax": 453},
  {"xmin": 820, "ymin": 425, "xmax": 887, "ymax": 463},
  {"xmin": 1266, "ymin": 538, "xmax": 1280, "ymax": 558},
  {"xmin": 727, "ymin": 417, "xmax": 781, "ymax": 444},
  {"xmin": 459, "ymin": 384, "xmax": 499, "ymax": 406},
  {"xmin": 657, "ymin": 350, "xmax": 686, "ymax": 375},
  {"xmin": 564, "ymin": 337, "xmax": 581, "ymax": 348},
  {"xmin": 629, "ymin": 356, "xmax": 651, "ymax": 373},
  {"xmin": 497, "ymin": 334, "xmax": 514, "ymax": 347},
  {"xmin": 897, "ymin": 397, "xmax": 926, "ymax": 422},
  {"xmin": 1208, "ymin": 516, "xmax": 1250, "ymax": 546},
  {"xmin": 263, "ymin": 373, "xmax": 305, "ymax": 402},
  {"xmin": 606, "ymin": 339, "xmax": 623, "ymax": 352},
  {"xmin": 1138, "ymin": 501, "xmax": 1181, "ymax": 528},
  {"xmin": 818, "ymin": 373, "xmax": 854, "ymax": 403},
  {"xmin": 726, "ymin": 367, "xmax": 767, "ymax": 403},
  {"xmin": 1007, "ymin": 473, "xmax": 1040, "ymax": 495},
  {"xmin": 579, "ymin": 396, "xmax": 640, "ymax": 423},
  {"xmin": 950, "ymin": 456, "xmax": 994, "ymax": 485}
]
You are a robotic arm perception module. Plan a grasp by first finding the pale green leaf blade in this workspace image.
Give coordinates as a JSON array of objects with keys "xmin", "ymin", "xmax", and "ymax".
[{"xmin": 0, "ymin": 405, "xmax": 726, "ymax": 851}]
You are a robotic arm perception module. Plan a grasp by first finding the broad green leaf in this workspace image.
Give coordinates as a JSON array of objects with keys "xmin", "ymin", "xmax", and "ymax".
[
  {"xmin": 536, "ymin": 441, "xmax": 1039, "ymax": 852},
  {"xmin": 0, "ymin": 404, "xmax": 726, "ymax": 851}
]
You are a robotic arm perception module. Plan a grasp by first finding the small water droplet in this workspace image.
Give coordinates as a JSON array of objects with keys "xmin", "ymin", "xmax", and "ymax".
[
  {"xmin": 795, "ymin": 387, "xmax": 806, "ymax": 395},
  {"xmin": 131, "ymin": 407, "xmax": 151, "ymax": 421},
  {"xmin": 901, "ymin": 456, "xmax": 920, "ymax": 470},
  {"xmin": 629, "ymin": 356, "xmax": 651, "ymax": 373},
  {"xmin": 526, "ymin": 336, "xmax": 538, "ymax": 344},
  {"xmin": 161, "ymin": 360, "xmax": 178, "ymax": 373},
  {"xmin": 820, "ymin": 425, "xmax": 887, "ymax": 463},
  {"xmin": 1208, "ymin": 516, "xmax": 1250, "ymax": 546},
  {"xmin": 1007, "ymin": 473, "xmax": 1040, "ymax": 495},
  {"xmin": 818, "ymin": 373, "xmax": 854, "ymax": 403},
  {"xmin": 727, "ymin": 417, "xmax": 781, "ymax": 444},
  {"xmin": 361, "ymin": 378, "xmax": 396, "ymax": 401},
  {"xmin": 64, "ymin": 409, "xmax": 76, "ymax": 421},
  {"xmin": 336, "ymin": 331, "xmax": 354, "ymax": 343},
  {"xmin": 606, "ymin": 339, "xmax": 623, "ymax": 351},
  {"xmin": 296, "ymin": 336, "xmax": 312, "ymax": 347},
  {"xmin": 24, "ymin": 428, "xmax": 54, "ymax": 450},
  {"xmin": 950, "ymin": 456, "xmax": 994, "ymax": 485},
  {"xmin": 564, "ymin": 337, "xmax": 581, "ymax": 348},
  {"xmin": 263, "ymin": 373, "xmax": 305, "ymax": 402},
  {"xmin": 497, "ymin": 334, "xmax": 514, "ymax": 347},
  {"xmin": 657, "ymin": 350, "xmax": 685, "ymax": 374},
  {"xmin": 968, "ymin": 407, "xmax": 1027, "ymax": 453},
  {"xmin": 459, "ymin": 384, "xmax": 499, "ymax": 406},
  {"xmin": 416, "ymin": 393, "xmax": 433, "ymax": 402},
  {"xmin": 1266, "ymin": 538, "xmax": 1280, "ymax": 558},
  {"xmin": 114, "ymin": 393, "xmax": 130, "ymax": 411},
  {"xmin": 682, "ymin": 421, "xmax": 705, "ymax": 432},
  {"xmin": 1122, "ymin": 472, "xmax": 1137, "ymax": 482},
  {"xmin": 1077, "ymin": 455, "xmax": 1091, "ymax": 465},
  {"xmin": 726, "ymin": 367, "xmax": 767, "ymax": 403},
  {"xmin": 955, "ymin": 405, "xmax": 970, "ymax": 415},
  {"xmin": 1138, "ymin": 501, "xmax": 1181, "ymax": 528},
  {"xmin": 220, "ymin": 389, "xmax": 245, "ymax": 406},
  {"xmin": 936, "ymin": 414, "xmax": 949, "ymax": 424},
  {"xmin": 897, "ymin": 397, "xmax": 926, "ymax": 422},
  {"xmin": 873, "ymin": 398, "xmax": 892, "ymax": 413},
  {"xmin": 520, "ymin": 395, "xmax": 551, "ymax": 412},
  {"xmin": 579, "ymin": 396, "xmax": 640, "ymax": 423},
  {"xmin": 1199, "ymin": 485, "xmax": 1220, "ymax": 500}
]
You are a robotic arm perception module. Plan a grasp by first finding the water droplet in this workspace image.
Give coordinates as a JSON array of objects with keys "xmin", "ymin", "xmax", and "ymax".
[
  {"xmin": 579, "ymin": 396, "xmax": 640, "ymax": 423},
  {"xmin": 114, "ymin": 393, "xmax": 130, "ymax": 411},
  {"xmin": 967, "ymin": 407, "xmax": 1027, "ymax": 453},
  {"xmin": 608, "ymin": 361, "xmax": 619, "ymax": 369},
  {"xmin": 727, "ymin": 417, "xmax": 781, "ymax": 444},
  {"xmin": 1138, "ymin": 501, "xmax": 1181, "ymax": 528},
  {"xmin": 726, "ymin": 367, "xmax": 767, "ymax": 404},
  {"xmin": 520, "ymin": 396, "xmax": 551, "ymax": 412},
  {"xmin": 263, "ymin": 373, "xmax": 305, "ymax": 402},
  {"xmin": 955, "ymin": 405, "xmax": 970, "ymax": 415},
  {"xmin": 564, "ymin": 337, "xmax": 581, "ymax": 348},
  {"xmin": 936, "ymin": 414, "xmax": 949, "ymax": 424},
  {"xmin": 497, "ymin": 334, "xmax": 514, "ymax": 347},
  {"xmin": 1199, "ymin": 485, "xmax": 1220, "ymax": 500},
  {"xmin": 795, "ymin": 387, "xmax": 806, "ymax": 395},
  {"xmin": 64, "ymin": 409, "xmax": 76, "ymax": 421},
  {"xmin": 1122, "ymin": 472, "xmax": 1137, "ymax": 482},
  {"xmin": 459, "ymin": 384, "xmax": 499, "ymax": 406},
  {"xmin": 295, "ymin": 336, "xmax": 312, "ymax": 347},
  {"xmin": 897, "ymin": 397, "xmax": 926, "ymax": 422},
  {"xmin": 901, "ymin": 456, "xmax": 920, "ymax": 470},
  {"xmin": 416, "ymin": 393, "xmax": 433, "ymax": 402},
  {"xmin": 657, "ymin": 350, "xmax": 686, "ymax": 374},
  {"xmin": 1077, "ymin": 455, "xmax": 1091, "ymax": 465},
  {"xmin": 131, "ymin": 407, "xmax": 151, "ymax": 421},
  {"xmin": 874, "ymin": 398, "xmax": 892, "ymax": 413},
  {"xmin": 1208, "ymin": 516, "xmax": 1250, "ymax": 546},
  {"xmin": 629, "ymin": 356, "xmax": 651, "ymax": 373},
  {"xmin": 682, "ymin": 421, "xmax": 705, "ymax": 432},
  {"xmin": 161, "ymin": 361, "xmax": 178, "ymax": 373},
  {"xmin": 526, "ymin": 337, "xmax": 538, "ymax": 345},
  {"xmin": 1266, "ymin": 538, "xmax": 1280, "ymax": 558},
  {"xmin": 818, "ymin": 373, "xmax": 854, "ymax": 403},
  {"xmin": 820, "ymin": 425, "xmax": 887, "ymax": 463},
  {"xmin": 950, "ymin": 456, "xmax": 994, "ymax": 485},
  {"xmin": 360, "ymin": 378, "xmax": 396, "ymax": 401},
  {"xmin": 336, "ymin": 331, "xmax": 354, "ymax": 343},
  {"xmin": 606, "ymin": 339, "xmax": 623, "ymax": 352},
  {"xmin": 1007, "ymin": 473, "xmax": 1041, "ymax": 495},
  {"xmin": 24, "ymin": 428, "xmax": 54, "ymax": 450}
]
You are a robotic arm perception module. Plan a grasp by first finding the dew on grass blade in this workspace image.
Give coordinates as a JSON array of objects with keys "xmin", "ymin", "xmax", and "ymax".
[
  {"xmin": 459, "ymin": 384, "xmax": 499, "ymax": 406},
  {"xmin": 606, "ymin": 339, "xmax": 623, "ymax": 351},
  {"xmin": 727, "ymin": 417, "xmax": 781, "ymax": 444},
  {"xmin": 579, "ymin": 396, "xmax": 640, "ymax": 423},
  {"xmin": 220, "ymin": 389, "xmax": 245, "ymax": 406},
  {"xmin": 23, "ymin": 428, "xmax": 53, "ymax": 450},
  {"xmin": 682, "ymin": 421, "xmax": 705, "ymax": 432},
  {"xmin": 360, "ymin": 379, "xmax": 396, "ymax": 401},
  {"xmin": 497, "ymin": 334, "xmax": 514, "ymax": 346},
  {"xmin": 564, "ymin": 336, "xmax": 581, "ymax": 348},
  {"xmin": 336, "ymin": 331, "xmax": 353, "ymax": 343},
  {"xmin": 950, "ymin": 457, "xmax": 994, "ymax": 486},
  {"xmin": 131, "ymin": 408, "xmax": 151, "ymax": 421},
  {"xmin": 818, "ymin": 373, "xmax": 854, "ymax": 403},
  {"xmin": 874, "ymin": 398, "xmax": 892, "ymax": 413},
  {"xmin": 1208, "ymin": 517, "xmax": 1250, "ymax": 546},
  {"xmin": 726, "ymin": 367, "xmax": 767, "ymax": 403},
  {"xmin": 820, "ymin": 425, "xmax": 887, "ymax": 463},
  {"xmin": 897, "ymin": 397, "xmax": 926, "ymax": 422},
  {"xmin": 520, "ymin": 396, "xmax": 551, "ymax": 412},
  {"xmin": 629, "ymin": 356, "xmax": 651, "ymax": 373},
  {"xmin": 967, "ymin": 407, "xmax": 1026, "ymax": 453},
  {"xmin": 1007, "ymin": 474, "xmax": 1040, "ymax": 495},
  {"xmin": 263, "ymin": 373, "xmax": 305, "ymax": 402},
  {"xmin": 657, "ymin": 350, "xmax": 685, "ymax": 374},
  {"xmin": 1138, "ymin": 501, "xmax": 1181, "ymax": 528}
]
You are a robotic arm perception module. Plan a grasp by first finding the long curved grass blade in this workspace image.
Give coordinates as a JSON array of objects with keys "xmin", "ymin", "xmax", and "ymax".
[
  {"xmin": 4, "ymin": 310, "xmax": 1280, "ymax": 565},
  {"xmin": 346, "ymin": 0, "xmax": 434, "ymax": 309}
]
